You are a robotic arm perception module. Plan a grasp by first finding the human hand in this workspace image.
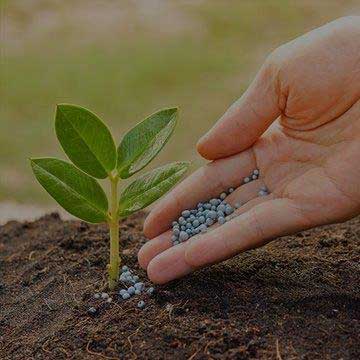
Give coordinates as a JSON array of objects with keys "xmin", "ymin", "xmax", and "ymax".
[{"xmin": 138, "ymin": 16, "xmax": 360, "ymax": 284}]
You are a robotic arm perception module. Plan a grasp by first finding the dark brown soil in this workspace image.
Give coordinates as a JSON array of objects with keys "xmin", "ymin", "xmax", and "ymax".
[{"xmin": 0, "ymin": 212, "xmax": 359, "ymax": 359}]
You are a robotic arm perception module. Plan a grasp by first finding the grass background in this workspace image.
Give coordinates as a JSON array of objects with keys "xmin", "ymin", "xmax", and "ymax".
[{"xmin": 1, "ymin": 0, "xmax": 358, "ymax": 207}]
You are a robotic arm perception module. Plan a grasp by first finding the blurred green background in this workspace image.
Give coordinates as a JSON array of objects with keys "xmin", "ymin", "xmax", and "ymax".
[{"xmin": 0, "ymin": 0, "xmax": 358, "ymax": 217}]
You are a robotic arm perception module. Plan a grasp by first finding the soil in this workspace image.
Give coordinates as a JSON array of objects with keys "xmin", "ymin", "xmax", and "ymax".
[{"xmin": 0, "ymin": 212, "xmax": 359, "ymax": 359}]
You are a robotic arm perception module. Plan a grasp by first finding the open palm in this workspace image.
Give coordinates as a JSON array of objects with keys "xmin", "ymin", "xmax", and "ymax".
[{"xmin": 139, "ymin": 16, "xmax": 360, "ymax": 284}]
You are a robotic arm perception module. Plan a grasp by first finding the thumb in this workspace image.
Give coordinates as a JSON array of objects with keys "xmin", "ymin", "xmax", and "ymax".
[{"xmin": 197, "ymin": 58, "xmax": 282, "ymax": 160}]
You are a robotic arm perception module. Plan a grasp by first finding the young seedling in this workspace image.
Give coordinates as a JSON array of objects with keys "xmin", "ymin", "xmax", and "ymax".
[{"xmin": 30, "ymin": 104, "xmax": 189, "ymax": 289}]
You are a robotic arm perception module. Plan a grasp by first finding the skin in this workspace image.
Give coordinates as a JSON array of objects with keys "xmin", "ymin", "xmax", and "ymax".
[{"xmin": 139, "ymin": 16, "xmax": 360, "ymax": 284}]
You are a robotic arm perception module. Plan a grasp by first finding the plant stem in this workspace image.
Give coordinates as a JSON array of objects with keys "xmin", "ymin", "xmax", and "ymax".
[{"xmin": 108, "ymin": 175, "xmax": 120, "ymax": 290}]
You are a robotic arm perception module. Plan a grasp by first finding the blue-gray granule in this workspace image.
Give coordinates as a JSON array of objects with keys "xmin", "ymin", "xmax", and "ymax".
[
  {"xmin": 147, "ymin": 287, "xmax": 155, "ymax": 295},
  {"xmin": 127, "ymin": 286, "xmax": 135, "ymax": 295},
  {"xmin": 179, "ymin": 231, "xmax": 189, "ymax": 242},
  {"xmin": 225, "ymin": 205, "xmax": 234, "ymax": 215},
  {"xmin": 88, "ymin": 307, "xmax": 97, "ymax": 315},
  {"xmin": 206, "ymin": 218, "xmax": 214, "ymax": 226},
  {"xmin": 243, "ymin": 169, "xmax": 260, "ymax": 184},
  {"xmin": 137, "ymin": 300, "xmax": 145, "ymax": 309},
  {"xmin": 122, "ymin": 293, "xmax": 130, "ymax": 300},
  {"xmin": 134, "ymin": 282, "xmax": 144, "ymax": 291},
  {"xmin": 182, "ymin": 210, "xmax": 191, "ymax": 218}
]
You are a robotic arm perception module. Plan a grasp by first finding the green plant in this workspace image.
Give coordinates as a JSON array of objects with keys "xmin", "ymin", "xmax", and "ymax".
[{"xmin": 30, "ymin": 104, "xmax": 189, "ymax": 289}]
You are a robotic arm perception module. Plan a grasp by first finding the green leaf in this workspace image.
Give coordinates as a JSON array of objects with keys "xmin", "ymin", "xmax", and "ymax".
[
  {"xmin": 55, "ymin": 104, "xmax": 116, "ymax": 179},
  {"xmin": 30, "ymin": 158, "xmax": 108, "ymax": 223},
  {"xmin": 117, "ymin": 108, "xmax": 178, "ymax": 179},
  {"xmin": 118, "ymin": 161, "xmax": 189, "ymax": 217}
]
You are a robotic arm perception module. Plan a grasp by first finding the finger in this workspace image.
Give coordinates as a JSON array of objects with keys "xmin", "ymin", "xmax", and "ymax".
[
  {"xmin": 197, "ymin": 59, "xmax": 281, "ymax": 160},
  {"xmin": 143, "ymin": 148, "xmax": 256, "ymax": 239},
  {"xmin": 147, "ymin": 198, "xmax": 310, "ymax": 284},
  {"xmin": 138, "ymin": 230, "xmax": 171, "ymax": 270},
  {"xmin": 147, "ymin": 243, "xmax": 195, "ymax": 284},
  {"xmin": 139, "ymin": 191, "xmax": 273, "ymax": 271}
]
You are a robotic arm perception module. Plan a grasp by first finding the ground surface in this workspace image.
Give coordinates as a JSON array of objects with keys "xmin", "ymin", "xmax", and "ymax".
[{"xmin": 0, "ymin": 212, "xmax": 359, "ymax": 359}]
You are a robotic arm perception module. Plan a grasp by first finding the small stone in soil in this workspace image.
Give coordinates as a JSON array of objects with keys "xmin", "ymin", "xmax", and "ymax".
[{"xmin": 94, "ymin": 293, "xmax": 100, "ymax": 299}]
